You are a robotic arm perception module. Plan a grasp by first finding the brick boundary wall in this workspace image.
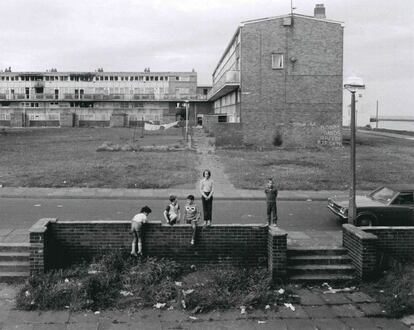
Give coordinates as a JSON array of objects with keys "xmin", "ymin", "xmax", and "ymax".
[
  {"xmin": 29, "ymin": 219, "xmax": 271, "ymax": 274},
  {"xmin": 268, "ymin": 226, "xmax": 287, "ymax": 281},
  {"xmin": 342, "ymin": 224, "xmax": 377, "ymax": 280},
  {"xmin": 364, "ymin": 227, "xmax": 414, "ymax": 265},
  {"xmin": 210, "ymin": 123, "xmax": 243, "ymax": 147}
]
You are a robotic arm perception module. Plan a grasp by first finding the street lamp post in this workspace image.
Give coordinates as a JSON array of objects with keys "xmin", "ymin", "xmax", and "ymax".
[
  {"xmin": 185, "ymin": 101, "xmax": 189, "ymax": 142},
  {"xmin": 344, "ymin": 76, "xmax": 365, "ymax": 225}
]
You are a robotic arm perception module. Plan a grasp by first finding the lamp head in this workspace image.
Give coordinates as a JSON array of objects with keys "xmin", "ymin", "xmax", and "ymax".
[{"xmin": 344, "ymin": 76, "xmax": 365, "ymax": 92}]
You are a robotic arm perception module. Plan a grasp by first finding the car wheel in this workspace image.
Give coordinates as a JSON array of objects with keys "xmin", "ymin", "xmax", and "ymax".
[{"xmin": 358, "ymin": 216, "xmax": 374, "ymax": 227}]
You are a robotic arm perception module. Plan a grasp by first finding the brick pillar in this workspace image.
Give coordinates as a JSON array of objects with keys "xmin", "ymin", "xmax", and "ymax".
[
  {"xmin": 110, "ymin": 113, "xmax": 126, "ymax": 127},
  {"xmin": 29, "ymin": 218, "xmax": 57, "ymax": 274},
  {"xmin": 268, "ymin": 226, "xmax": 287, "ymax": 281},
  {"xmin": 10, "ymin": 110, "xmax": 23, "ymax": 127},
  {"xmin": 342, "ymin": 224, "xmax": 378, "ymax": 280},
  {"xmin": 60, "ymin": 112, "xmax": 74, "ymax": 127}
]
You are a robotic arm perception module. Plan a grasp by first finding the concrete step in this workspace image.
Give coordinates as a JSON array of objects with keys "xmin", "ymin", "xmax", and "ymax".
[
  {"xmin": 0, "ymin": 251, "xmax": 30, "ymax": 262},
  {"xmin": 288, "ymin": 255, "xmax": 352, "ymax": 265},
  {"xmin": 0, "ymin": 271, "xmax": 29, "ymax": 283},
  {"xmin": 0, "ymin": 261, "xmax": 30, "ymax": 273},
  {"xmin": 287, "ymin": 247, "xmax": 347, "ymax": 256},
  {"xmin": 288, "ymin": 264, "xmax": 355, "ymax": 276},
  {"xmin": 289, "ymin": 273, "xmax": 355, "ymax": 284},
  {"xmin": 0, "ymin": 243, "xmax": 30, "ymax": 252}
]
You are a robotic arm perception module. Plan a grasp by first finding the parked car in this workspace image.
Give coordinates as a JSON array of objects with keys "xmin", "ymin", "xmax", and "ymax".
[{"xmin": 327, "ymin": 185, "xmax": 414, "ymax": 226}]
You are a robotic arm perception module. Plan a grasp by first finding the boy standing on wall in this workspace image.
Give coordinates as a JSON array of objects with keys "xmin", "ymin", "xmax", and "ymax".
[
  {"xmin": 265, "ymin": 177, "xmax": 278, "ymax": 226},
  {"xmin": 163, "ymin": 195, "xmax": 181, "ymax": 225},
  {"xmin": 131, "ymin": 205, "xmax": 152, "ymax": 257}
]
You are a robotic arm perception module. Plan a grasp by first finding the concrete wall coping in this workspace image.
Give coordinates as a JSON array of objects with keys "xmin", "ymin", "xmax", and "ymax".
[
  {"xmin": 29, "ymin": 218, "xmax": 57, "ymax": 233},
  {"xmin": 268, "ymin": 226, "xmax": 288, "ymax": 236},
  {"xmin": 364, "ymin": 226, "xmax": 414, "ymax": 231},
  {"xmin": 343, "ymin": 224, "xmax": 377, "ymax": 240},
  {"xmin": 52, "ymin": 220, "xmax": 267, "ymax": 228}
]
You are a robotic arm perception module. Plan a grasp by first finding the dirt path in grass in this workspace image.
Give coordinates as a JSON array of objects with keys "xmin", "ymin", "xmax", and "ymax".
[{"xmin": 192, "ymin": 128, "xmax": 238, "ymax": 196}]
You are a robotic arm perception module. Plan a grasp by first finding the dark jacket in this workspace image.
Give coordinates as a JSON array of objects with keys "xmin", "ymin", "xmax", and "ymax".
[{"xmin": 265, "ymin": 186, "xmax": 278, "ymax": 203}]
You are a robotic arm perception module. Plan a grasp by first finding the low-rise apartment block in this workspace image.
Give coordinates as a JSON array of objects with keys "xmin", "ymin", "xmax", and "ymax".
[
  {"xmin": 208, "ymin": 4, "xmax": 344, "ymax": 147},
  {"xmin": 0, "ymin": 70, "xmax": 211, "ymax": 127}
]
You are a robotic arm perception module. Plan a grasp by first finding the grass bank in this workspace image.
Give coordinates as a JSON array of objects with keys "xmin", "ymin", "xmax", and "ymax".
[
  {"xmin": 217, "ymin": 132, "xmax": 414, "ymax": 190},
  {"xmin": 0, "ymin": 127, "xmax": 197, "ymax": 188}
]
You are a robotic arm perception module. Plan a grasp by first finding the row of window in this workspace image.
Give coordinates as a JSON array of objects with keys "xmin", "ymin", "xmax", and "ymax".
[
  {"xmin": 0, "ymin": 75, "xmax": 192, "ymax": 82},
  {"xmin": 2, "ymin": 87, "xmax": 192, "ymax": 95}
]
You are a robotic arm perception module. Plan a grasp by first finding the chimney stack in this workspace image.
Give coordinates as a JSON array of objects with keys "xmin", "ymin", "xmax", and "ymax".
[{"xmin": 314, "ymin": 4, "xmax": 326, "ymax": 19}]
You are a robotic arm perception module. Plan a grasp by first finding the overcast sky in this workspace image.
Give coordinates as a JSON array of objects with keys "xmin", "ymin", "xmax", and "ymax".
[{"xmin": 0, "ymin": 0, "xmax": 413, "ymax": 120}]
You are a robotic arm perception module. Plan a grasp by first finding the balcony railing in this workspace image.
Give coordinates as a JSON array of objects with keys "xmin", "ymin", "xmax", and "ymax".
[
  {"xmin": 208, "ymin": 70, "xmax": 240, "ymax": 101},
  {"xmin": 0, "ymin": 93, "xmax": 206, "ymax": 102}
]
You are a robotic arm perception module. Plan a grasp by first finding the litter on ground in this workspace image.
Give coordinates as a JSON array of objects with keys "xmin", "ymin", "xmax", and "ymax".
[
  {"xmin": 153, "ymin": 303, "xmax": 166, "ymax": 309},
  {"xmin": 120, "ymin": 290, "xmax": 133, "ymax": 297},
  {"xmin": 284, "ymin": 303, "xmax": 295, "ymax": 311}
]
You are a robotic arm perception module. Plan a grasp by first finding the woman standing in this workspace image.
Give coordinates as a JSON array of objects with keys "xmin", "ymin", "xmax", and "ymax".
[{"xmin": 200, "ymin": 169, "xmax": 214, "ymax": 226}]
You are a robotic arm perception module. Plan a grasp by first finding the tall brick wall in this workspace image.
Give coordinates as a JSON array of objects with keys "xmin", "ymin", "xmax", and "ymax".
[
  {"xmin": 110, "ymin": 113, "xmax": 127, "ymax": 127},
  {"xmin": 203, "ymin": 115, "xmax": 220, "ymax": 133},
  {"xmin": 240, "ymin": 16, "xmax": 343, "ymax": 147},
  {"xmin": 10, "ymin": 110, "xmax": 23, "ymax": 127},
  {"xmin": 30, "ymin": 219, "xmax": 269, "ymax": 271},
  {"xmin": 60, "ymin": 112, "xmax": 74, "ymax": 127},
  {"xmin": 208, "ymin": 123, "xmax": 243, "ymax": 146}
]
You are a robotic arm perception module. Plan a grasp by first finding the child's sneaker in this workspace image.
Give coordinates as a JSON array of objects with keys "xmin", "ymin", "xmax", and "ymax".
[{"xmin": 130, "ymin": 252, "xmax": 138, "ymax": 257}]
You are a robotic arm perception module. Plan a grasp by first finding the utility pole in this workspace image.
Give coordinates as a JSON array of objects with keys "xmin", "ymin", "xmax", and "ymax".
[
  {"xmin": 349, "ymin": 91, "xmax": 357, "ymax": 224},
  {"xmin": 185, "ymin": 101, "xmax": 189, "ymax": 142},
  {"xmin": 140, "ymin": 116, "xmax": 144, "ymax": 138},
  {"xmin": 375, "ymin": 100, "xmax": 379, "ymax": 129}
]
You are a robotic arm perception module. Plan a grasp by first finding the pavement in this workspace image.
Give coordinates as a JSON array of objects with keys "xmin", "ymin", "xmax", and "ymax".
[
  {"xmin": 0, "ymin": 283, "xmax": 411, "ymax": 329},
  {"xmin": 0, "ymin": 186, "xmax": 360, "ymax": 201}
]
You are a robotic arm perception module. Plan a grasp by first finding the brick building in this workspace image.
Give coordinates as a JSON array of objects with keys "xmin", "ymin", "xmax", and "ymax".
[
  {"xmin": 0, "ymin": 70, "xmax": 212, "ymax": 127},
  {"xmin": 208, "ymin": 4, "xmax": 344, "ymax": 147}
]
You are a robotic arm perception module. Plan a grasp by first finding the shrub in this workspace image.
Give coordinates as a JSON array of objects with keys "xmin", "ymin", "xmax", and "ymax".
[
  {"xmin": 273, "ymin": 132, "xmax": 283, "ymax": 146},
  {"xmin": 363, "ymin": 258, "xmax": 414, "ymax": 318},
  {"xmin": 182, "ymin": 266, "xmax": 297, "ymax": 312},
  {"xmin": 16, "ymin": 257, "xmax": 295, "ymax": 313},
  {"xmin": 16, "ymin": 268, "xmax": 88, "ymax": 310}
]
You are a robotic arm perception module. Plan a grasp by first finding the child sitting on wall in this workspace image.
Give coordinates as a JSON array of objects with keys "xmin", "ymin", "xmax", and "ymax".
[
  {"xmin": 183, "ymin": 194, "xmax": 201, "ymax": 245},
  {"xmin": 163, "ymin": 195, "xmax": 181, "ymax": 225},
  {"xmin": 130, "ymin": 205, "xmax": 152, "ymax": 257}
]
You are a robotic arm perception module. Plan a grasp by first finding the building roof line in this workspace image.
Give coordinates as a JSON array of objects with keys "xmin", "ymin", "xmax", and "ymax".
[
  {"xmin": 241, "ymin": 13, "xmax": 344, "ymax": 26},
  {"xmin": 212, "ymin": 13, "xmax": 344, "ymax": 77}
]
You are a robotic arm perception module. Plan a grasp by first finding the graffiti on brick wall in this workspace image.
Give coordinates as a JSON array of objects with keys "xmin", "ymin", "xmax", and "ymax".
[{"xmin": 317, "ymin": 125, "xmax": 342, "ymax": 146}]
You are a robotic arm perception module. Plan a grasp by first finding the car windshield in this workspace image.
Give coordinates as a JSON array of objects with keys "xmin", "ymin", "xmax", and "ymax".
[{"xmin": 369, "ymin": 187, "xmax": 397, "ymax": 203}]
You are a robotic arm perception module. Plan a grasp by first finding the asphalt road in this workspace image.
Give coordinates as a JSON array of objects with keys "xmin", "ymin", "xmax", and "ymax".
[{"xmin": 0, "ymin": 198, "xmax": 342, "ymax": 231}]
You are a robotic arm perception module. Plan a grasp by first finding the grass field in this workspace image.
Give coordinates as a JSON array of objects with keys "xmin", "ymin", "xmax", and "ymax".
[
  {"xmin": 0, "ymin": 127, "xmax": 198, "ymax": 188},
  {"xmin": 217, "ymin": 132, "xmax": 414, "ymax": 190}
]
